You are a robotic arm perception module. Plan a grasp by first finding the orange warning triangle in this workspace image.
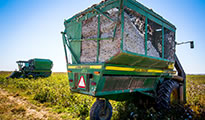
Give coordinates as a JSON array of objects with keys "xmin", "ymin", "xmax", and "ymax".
[{"xmin": 78, "ymin": 76, "xmax": 86, "ymax": 88}]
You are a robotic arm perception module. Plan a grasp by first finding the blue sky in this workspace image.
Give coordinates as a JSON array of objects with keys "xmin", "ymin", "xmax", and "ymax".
[{"xmin": 0, "ymin": 0, "xmax": 204, "ymax": 74}]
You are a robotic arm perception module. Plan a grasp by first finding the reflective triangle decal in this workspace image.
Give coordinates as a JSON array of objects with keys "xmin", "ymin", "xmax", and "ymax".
[{"xmin": 78, "ymin": 76, "xmax": 86, "ymax": 88}]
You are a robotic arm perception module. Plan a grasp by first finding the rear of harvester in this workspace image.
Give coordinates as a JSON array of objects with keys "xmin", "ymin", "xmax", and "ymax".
[{"xmin": 62, "ymin": 0, "xmax": 186, "ymax": 119}]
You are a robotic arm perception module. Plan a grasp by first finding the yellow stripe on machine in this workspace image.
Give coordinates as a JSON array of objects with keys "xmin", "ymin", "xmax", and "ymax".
[
  {"xmin": 105, "ymin": 66, "xmax": 165, "ymax": 73},
  {"xmin": 67, "ymin": 65, "xmax": 171, "ymax": 73},
  {"xmin": 67, "ymin": 66, "xmax": 77, "ymax": 69},
  {"xmin": 147, "ymin": 69, "xmax": 164, "ymax": 73},
  {"xmin": 90, "ymin": 65, "xmax": 102, "ymax": 69},
  {"xmin": 168, "ymin": 63, "xmax": 175, "ymax": 69},
  {"xmin": 105, "ymin": 66, "xmax": 135, "ymax": 71}
]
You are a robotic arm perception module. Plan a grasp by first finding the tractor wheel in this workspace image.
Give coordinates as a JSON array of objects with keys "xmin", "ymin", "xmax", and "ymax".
[
  {"xmin": 157, "ymin": 80, "xmax": 179, "ymax": 110},
  {"xmin": 90, "ymin": 99, "xmax": 112, "ymax": 120}
]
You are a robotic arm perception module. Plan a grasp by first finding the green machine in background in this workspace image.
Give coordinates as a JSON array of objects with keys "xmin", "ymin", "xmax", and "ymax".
[
  {"xmin": 8, "ymin": 58, "xmax": 53, "ymax": 78},
  {"xmin": 62, "ymin": 0, "xmax": 189, "ymax": 119}
]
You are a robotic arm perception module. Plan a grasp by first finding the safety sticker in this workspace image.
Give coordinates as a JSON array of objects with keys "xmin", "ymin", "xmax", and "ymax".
[{"xmin": 78, "ymin": 76, "xmax": 86, "ymax": 88}]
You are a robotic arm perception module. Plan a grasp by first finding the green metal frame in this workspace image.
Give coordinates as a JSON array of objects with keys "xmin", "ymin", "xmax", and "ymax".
[
  {"xmin": 63, "ymin": 0, "xmax": 176, "ymax": 64},
  {"xmin": 97, "ymin": 15, "xmax": 101, "ymax": 62},
  {"xmin": 145, "ymin": 17, "xmax": 148, "ymax": 56},
  {"xmin": 120, "ymin": 0, "xmax": 124, "ymax": 51},
  {"xmin": 66, "ymin": 63, "xmax": 173, "ymax": 101},
  {"xmin": 62, "ymin": 33, "xmax": 79, "ymax": 64},
  {"xmin": 94, "ymin": 7, "xmax": 115, "ymax": 22},
  {"xmin": 62, "ymin": 0, "xmax": 179, "ymax": 101},
  {"xmin": 122, "ymin": 0, "xmax": 175, "ymax": 62},
  {"xmin": 65, "ymin": 0, "xmax": 175, "ymax": 30},
  {"xmin": 162, "ymin": 26, "xmax": 165, "ymax": 58}
]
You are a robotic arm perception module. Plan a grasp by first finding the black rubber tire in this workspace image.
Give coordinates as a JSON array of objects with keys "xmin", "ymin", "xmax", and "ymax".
[
  {"xmin": 90, "ymin": 100, "xmax": 112, "ymax": 120},
  {"xmin": 156, "ymin": 80, "xmax": 179, "ymax": 110}
]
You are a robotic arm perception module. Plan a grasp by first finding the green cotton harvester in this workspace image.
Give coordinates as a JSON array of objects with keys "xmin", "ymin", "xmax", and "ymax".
[
  {"xmin": 62, "ymin": 0, "xmax": 190, "ymax": 119},
  {"xmin": 7, "ymin": 58, "xmax": 53, "ymax": 78}
]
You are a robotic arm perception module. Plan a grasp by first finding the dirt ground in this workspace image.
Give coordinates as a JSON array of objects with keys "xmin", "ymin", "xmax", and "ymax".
[{"xmin": 0, "ymin": 88, "xmax": 62, "ymax": 120}]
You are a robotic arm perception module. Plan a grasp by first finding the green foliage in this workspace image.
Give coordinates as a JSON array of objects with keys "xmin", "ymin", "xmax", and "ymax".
[
  {"xmin": 16, "ymin": 78, "xmax": 31, "ymax": 90},
  {"xmin": 111, "ymin": 101, "xmax": 136, "ymax": 120},
  {"xmin": 0, "ymin": 72, "xmax": 95, "ymax": 119},
  {"xmin": 186, "ymin": 75, "xmax": 205, "ymax": 116},
  {"xmin": 0, "ymin": 72, "xmax": 204, "ymax": 119}
]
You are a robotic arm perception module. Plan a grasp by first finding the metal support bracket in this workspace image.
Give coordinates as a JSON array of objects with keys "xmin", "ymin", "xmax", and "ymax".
[
  {"xmin": 93, "ymin": 7, "xmax": 115, "ymax": 23},
  {"xmin": 62, "ymin": 33, "xmax": 79, "ymax": 64},
  {"xmin": 174, "ymin": 54, "xmax": 186, "ymax": 103}
]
